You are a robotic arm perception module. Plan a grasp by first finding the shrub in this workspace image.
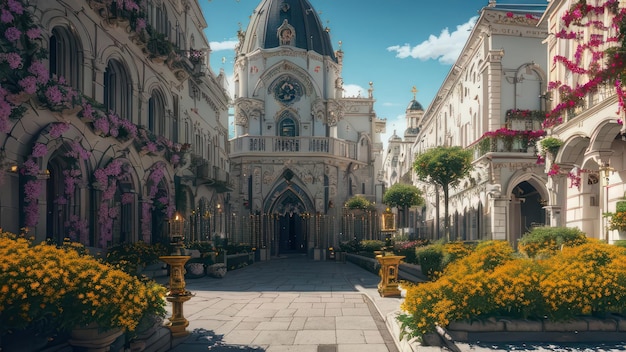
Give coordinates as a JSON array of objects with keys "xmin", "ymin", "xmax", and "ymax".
[
  {"xmin": 338, "ymin": 239, "xmax": 361, "ymax": 253},
  {"xmin": 360, "ymin": 240, "xmax": 385, "ymax": 253},
  {"xmin": 345, "ymin": 195, "xmax": 374, "ymax": 210},
  {"xmin": 539, "ymin": 136, "xmax": 563, "ymax": 156},
  {"xmin": 441, "ymin": 241, "xmax": 474, "ymax": 267},
  {"xmin": 398, "ymin": 239, "xmax": 626, "ymax": 341},
  {"xmin": 540, "ymin": 240, "xmax": 626, "ymax": 320},
  {"xmin": 105, "ymin": 241, "xmax": 168, "ymax": 275},
  {"xmin": 187, "ymin": 241, "xmax": 216, "ymax": 254},
  {"xmin": 415, "ymin": 245, "xmax": 444, "ymax": 279},
  {"xmin": 517, "ymin": 226, "xmax": 587, "ymax": 258},
  {"xmin": 394, "ymin": 239, "xmax": 430, "ymax": 264},
  {"xmin": 0, "ymin": 232, "xmax": 166, "ymax": 335}
]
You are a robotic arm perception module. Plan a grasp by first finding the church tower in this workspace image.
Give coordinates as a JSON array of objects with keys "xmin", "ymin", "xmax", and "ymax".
[{"xmin": 229, "ymin": 0, "xmax": 385, "ymax": 258}]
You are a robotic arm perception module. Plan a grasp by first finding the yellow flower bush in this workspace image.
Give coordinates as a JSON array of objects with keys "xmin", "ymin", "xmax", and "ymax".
[
  {"xmin": 609, "ymin": 211, "xmax": 626, "ymax": 231},
  {"xmin": 518, "ymin": 226, "xmax": 587, "ymax": 258},
  {"xmin": 0, "ymin": 232, "xmax": 166, "ymax": 336},
  {"xmin": 399, "ymin": 239, "xmax": 626, "ymax": 341}
]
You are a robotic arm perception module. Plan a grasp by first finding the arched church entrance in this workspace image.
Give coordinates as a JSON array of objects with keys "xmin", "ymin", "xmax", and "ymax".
[
  {"xmin": 278, "ymin": 212, "xmax": 305, "ymax": 252},
  {"xmin": 510, "ymin": 180, "xmax": 546, "ymax": 245},
  {"xmin": 265, "ymin": 172, "xmax": 315, "ymax": 257}
]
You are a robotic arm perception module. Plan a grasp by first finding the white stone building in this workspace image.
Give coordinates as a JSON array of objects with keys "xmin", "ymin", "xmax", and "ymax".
[
  {"xmin": 406, "ymin": 2, "xmax": 550, "ymax": 244},
  {"xmin": 0, "ymin": 0, "xmax": 230, "ymax": 246},
  {"xmin": 381, "ymin": 89, "xmax": 424, "ymax": 235},
  {"xmin": 228, "ymin": 0, "xmax": 386, "ymax": 258},
  {"xmin": 539, "ymin": 0, "xmax": 626, "ymax": 243}
]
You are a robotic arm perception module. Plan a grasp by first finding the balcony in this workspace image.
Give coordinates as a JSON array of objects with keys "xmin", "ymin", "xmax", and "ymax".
[
  {"xmin": 196, "ymin": 164, "xmax": 231, "ymax": 192},
  {"xmin": 471, "ymin": 128, "xmax": 545, "ymax": 160},
  {"xmin": 197, "ymin": 164, "xmax": 229, "ymax": 182},
  {"xmin": 505, "ymin": 109, "xmax": 545, "ymax": 131},
  {"xmin": 230, "ymin": 136, "xmax": 358, "ymax": 160}
]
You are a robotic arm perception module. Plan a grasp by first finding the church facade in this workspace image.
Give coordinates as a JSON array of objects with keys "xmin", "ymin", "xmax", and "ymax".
[{"xmin": 228, "ymin": 0, "xmax": 386, "ymax": 257}]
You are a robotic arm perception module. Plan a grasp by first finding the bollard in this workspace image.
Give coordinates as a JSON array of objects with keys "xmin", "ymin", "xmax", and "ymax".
[
  {"xmin": 376, "ymin": 255, "xmax": 405, "ymax": 297},
  {"xmin": 160, "ymin": 255, "xmax": 193, "ymax": 337}
]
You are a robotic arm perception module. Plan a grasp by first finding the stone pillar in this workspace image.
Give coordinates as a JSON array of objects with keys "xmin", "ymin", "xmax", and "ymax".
[{"xmin": 490, "ymin": 197, "xmax": 508, "ymax": 240}]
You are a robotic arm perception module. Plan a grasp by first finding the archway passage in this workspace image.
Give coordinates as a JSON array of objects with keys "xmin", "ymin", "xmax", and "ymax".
[
  {"xmin": 511, "ymin": 181, "xmax": 546, "ymax": 243},
  {"xmin": 278, "ymin": 213, "xmax": 306, "ymax": 253}
]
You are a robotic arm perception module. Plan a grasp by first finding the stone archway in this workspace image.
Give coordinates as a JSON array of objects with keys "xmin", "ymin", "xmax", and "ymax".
[
  {"xmin": 509, "ymin": 180, "xmax": 547, "ymax": 245},
  {"xmin": 272, "ymin": 189, "xmax": 308, "ymax": 255},
  {"xmin": 264, "ymin": 172, "xmax": 316, "ymax": 256}
]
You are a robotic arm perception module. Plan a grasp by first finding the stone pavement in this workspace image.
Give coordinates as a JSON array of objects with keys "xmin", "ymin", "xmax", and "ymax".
[
  {"xmin": 159, "ymin": 254, "xmax": 626, "ymax": 352},
  {"xmin": 166, "ymin": 253, "xmax": 405, "ymax": 352}
]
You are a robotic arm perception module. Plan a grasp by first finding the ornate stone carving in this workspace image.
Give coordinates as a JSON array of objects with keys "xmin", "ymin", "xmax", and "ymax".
[
  {"xmin": 234, "ymin": 98, "xmax": 264, "ymax": 127},
  {"xmin": 277, "ymin": 19, "xmax": 295, "ymax": 46},
  {"xmin": 262, "ymin": 61, "xmax": 314, "ymax": 94},
  {"xmin": 326, "ymin": 100, "xmax": 345, "ymax": 126},
  {"xmin": 312, "ymin": 99, "xmax": 325, "ymax": 121}
]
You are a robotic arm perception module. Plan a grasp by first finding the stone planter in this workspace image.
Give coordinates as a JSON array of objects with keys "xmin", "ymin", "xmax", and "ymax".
[
  {"xmin": 69, "ymin": 323, "xmax": 124, "ymax": 352},
  {"xmin": 206, "ymin": 263, "xmax": 227, "ymax": 278},
  {"xmin": 184, "ymin": 261, "xmax": 206, "ymax": 279}
]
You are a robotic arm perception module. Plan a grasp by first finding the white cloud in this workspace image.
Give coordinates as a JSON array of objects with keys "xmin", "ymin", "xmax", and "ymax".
[
  {"xmin": 342, "ymin": 84, "xmax": 367, "ymax": 98},
  {"xmin": 381, "ymin": 114, "xmax": 408, "ymax": 145},
  {"xmin": 209, "ymin": 40, "xmax": 239, "ymax": 51},
  {"xmin": 387, "ymin": 16, "xmax": 478, "ymax": 65}
]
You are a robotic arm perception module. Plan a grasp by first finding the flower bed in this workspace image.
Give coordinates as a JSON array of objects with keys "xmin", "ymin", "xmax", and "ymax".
[
  {"xmin": 0, "ymin": 232, "xmax": 167, "ymax": 340},
  {"xmin": 398, "ymin": 239, "xmax": 626, "ymax": 343}
]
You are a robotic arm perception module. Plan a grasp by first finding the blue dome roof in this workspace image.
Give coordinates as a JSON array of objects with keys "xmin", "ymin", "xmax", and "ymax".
[
  {"xmin": 407, "ymin": 99, "xmax": 423, "ymax": 111},
  {"xmin": 240, "ymin": 0, "xmax": 336, "ymax": 61}
]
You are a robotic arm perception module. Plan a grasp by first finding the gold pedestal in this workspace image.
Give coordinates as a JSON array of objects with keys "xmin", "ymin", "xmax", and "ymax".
[
  {"xmin": 160, "ymin": 255, "xmax": 193, "ymax": 337},
  {"xmin": 376, "ymin": 255, "xmax": 405, "ymax": 297}
]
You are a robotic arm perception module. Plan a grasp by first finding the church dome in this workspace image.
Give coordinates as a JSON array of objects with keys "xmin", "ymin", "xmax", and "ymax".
[
  {"xmin": 407, "ymin": 99, "xmax": 423, "ymax": 111},
  {"xmin": 240, "ymin": 0, "xmax": 336, "ymax": 61}
]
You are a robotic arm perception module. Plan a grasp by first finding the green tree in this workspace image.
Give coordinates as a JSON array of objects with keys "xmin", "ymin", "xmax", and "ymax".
[
  {"xmin": 344, "ymin": 195, "xmax": 374, "ymax": 210},
  {"xmin": 383, "ymin": 183, "xmax": 424, "ymax": 233},
  {"xmin": 413, "ymin": 146, "xmax": 473, "ymax": 241}
]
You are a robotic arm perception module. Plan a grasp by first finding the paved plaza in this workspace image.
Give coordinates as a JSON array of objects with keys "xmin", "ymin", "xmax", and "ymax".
[
  {"xmin": 162, "ymin": 255, "xmax": 626, "ymax": 352},
  {"xmin": 167, "ymin": 254, "xmax": 402, "ymax": 352}
]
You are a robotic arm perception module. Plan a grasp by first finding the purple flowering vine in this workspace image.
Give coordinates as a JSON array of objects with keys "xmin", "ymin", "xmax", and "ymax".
[{"xmin": 94, "ymin": 158, "xmax": 130, "ymax": 247}]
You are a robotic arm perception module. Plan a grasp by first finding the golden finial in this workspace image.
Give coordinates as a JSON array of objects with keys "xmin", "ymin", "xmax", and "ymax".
[{"xmin": 411, "ymin": 86, "xmax": 418, "ymax": 100}]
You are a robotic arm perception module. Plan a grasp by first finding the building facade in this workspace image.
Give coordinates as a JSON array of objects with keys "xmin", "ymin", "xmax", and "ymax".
[
  {"xmin": 540, "ymin": 0, "xmax": 626, "ymax": 243},
  {"xmin": 0, "ymin": 0, "xmax": 230, "ymax": 247},
  {"xmin": 228, "ymin": 0, "xmax": 386, "ymax": 258},
  {"xmin": 381, "ymin": 90, "xmax": 424, "ymax": 236},
  {"xmin": 402, "ymin": 2, "xmax": 550, "ymax": 244}
]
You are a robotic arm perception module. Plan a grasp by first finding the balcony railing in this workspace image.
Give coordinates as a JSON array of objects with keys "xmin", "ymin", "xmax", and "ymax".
[
  {"xmin": 471, "ymin": 128, "xmax": 545, "ymax": 160},
  {"xmin": 196, "ymin": 164, "xmax": 229, "ymax": 182},
  {"xmin": 505, "ymin": 109, "xmax": 545, "ymax": 131},
  {"xmin": 230, "ymin": 136, "xmax": 357, "ymax": 159}
]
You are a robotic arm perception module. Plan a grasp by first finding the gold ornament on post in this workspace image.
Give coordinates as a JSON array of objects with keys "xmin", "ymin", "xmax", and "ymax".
[{"xmin": 160, "ymin": 211, "xmax": 193, "ymax": 337}]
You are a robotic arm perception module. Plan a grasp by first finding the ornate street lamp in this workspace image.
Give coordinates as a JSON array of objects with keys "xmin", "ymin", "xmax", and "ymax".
[{"xmin": 160, "ymin": 211, "xmax": 192, "ymax": 337}]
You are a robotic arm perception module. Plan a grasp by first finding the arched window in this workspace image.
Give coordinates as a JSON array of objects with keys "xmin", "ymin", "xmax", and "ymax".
[
  {"xmin": 156, "ymin": 4, "xmax": 168, "ymax": 36},
  {"xmin": 104, "ymin": 59, "xmax": 132, "ymax": 120},
  {"xmin": 148, "ymin": 89, "xmax": 166, "ymax": 136},
  {"xmin": 49, "ymin": 26, "xmax": 83, "ymax": 91},
  {"xmin": 46, "ymin": 142, "xmax": 90, "ymax": 246},
  {"xmin": 279, "ymin": 117, "xmax": 298, "ymax": 137}
]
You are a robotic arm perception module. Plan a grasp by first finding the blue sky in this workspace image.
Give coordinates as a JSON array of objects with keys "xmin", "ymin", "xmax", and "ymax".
[{"xmin": 201, "ymin": 0, "xmax": 547, "ymax": 145}]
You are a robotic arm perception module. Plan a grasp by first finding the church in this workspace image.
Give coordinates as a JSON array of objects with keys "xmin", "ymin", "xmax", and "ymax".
[{"xmin": 228, "ymin": 0, "xmax": 387, "ymax": 258}]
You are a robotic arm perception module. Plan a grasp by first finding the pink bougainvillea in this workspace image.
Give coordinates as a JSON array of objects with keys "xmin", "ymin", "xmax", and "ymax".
[{"xmin": 545, "ymin": 0, "xmax": 626, "ymax": 128}]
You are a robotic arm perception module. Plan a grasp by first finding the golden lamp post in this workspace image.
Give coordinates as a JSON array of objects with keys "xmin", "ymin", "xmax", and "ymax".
[
  {"xmin": 160, "ymin": 212, "xmax": 193, "ymax": 338},
  {"xmin": 376, "ymin": 208, "xmax": 405, "ymax": 297}
]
